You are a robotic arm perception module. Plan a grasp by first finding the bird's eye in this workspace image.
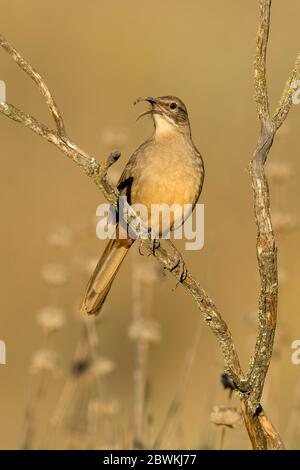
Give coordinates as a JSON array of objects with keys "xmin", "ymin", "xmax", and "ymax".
[{"xmin": 170, "ymin": 102, "xmax": 177, "ymax": 110}]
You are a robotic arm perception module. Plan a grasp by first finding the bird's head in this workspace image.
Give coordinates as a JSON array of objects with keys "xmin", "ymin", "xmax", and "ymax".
[{"xmin": 134, "ymin": 96, "xmax": 191, "ymax": 135}]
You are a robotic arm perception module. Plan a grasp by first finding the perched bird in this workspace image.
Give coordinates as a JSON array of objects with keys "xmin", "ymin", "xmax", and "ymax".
[{"xmin": 82, "ymin": 96, "xmax": 205, "ymax": 315}]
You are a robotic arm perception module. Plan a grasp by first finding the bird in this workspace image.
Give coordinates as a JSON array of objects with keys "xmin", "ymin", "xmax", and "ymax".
[{"xmin": 82, "ymin": 96, "xmax": 205, "ymax": 315}]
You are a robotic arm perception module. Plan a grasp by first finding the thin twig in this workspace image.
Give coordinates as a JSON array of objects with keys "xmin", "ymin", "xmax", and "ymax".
[
  {"xmin": 273, "ymin": 53, "xmax": 300, "ymax": 130},
  {"xmin": 0, "ymin": 33, "xmax": 66, "ymax": 136},
  {"xmin": 131, "ymin": 249, "xmax": 148, "ymax": 449},
  {"xmin": 254, "ymin": 0, "xmax": 271, "ymax": 124}
]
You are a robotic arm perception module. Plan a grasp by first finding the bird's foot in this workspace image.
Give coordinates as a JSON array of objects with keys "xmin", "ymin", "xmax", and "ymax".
[
  {"xmin": 149, "ymin": 238, "xmax": 160, "ymax": 256},
  {"xmin": 168, "ymin": 240, "xmax": 188, "ymax": 285},
  {"xmin": 138, "ymin": 238, "xmax": 160, "ymax": 257}
]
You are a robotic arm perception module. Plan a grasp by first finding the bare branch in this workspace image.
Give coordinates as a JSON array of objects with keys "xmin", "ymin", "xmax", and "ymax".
[
  {"xmin": 0, "ymin": 102, "xmax": 96, "ymax": 172},
  {"xmin": 273, "ymin": 53, "xmax": 300, "ymax": 129},
  {"xmin": 245, "ymin": 0, "xmax": 278, "ymax": 419},
  {"xmin": 0, "ymin": 34, "xmax": 66, "ymax": 136},
  {"xmin": 254, "ymin": 0, "xmax": 271, "ymax": 124},
  {"xmin": 241, "ymin": 402, "xmax": 286, "ymax": 450}
]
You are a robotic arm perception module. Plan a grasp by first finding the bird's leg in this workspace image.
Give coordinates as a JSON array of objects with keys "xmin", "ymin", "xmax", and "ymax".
[
  {"xmin": 147, "ymin": 229, "xmax": 160, "ymax": 256},
  {"xmin": 150, "ymin": 238, "xmax": 160, "ymax": 256},
  {"xmin": 138, "ymin": 237, "xmax": 160, "ymax": 257},
  {"xmin": 167, "ymin": 239, "xmax": 188, "ymax": 284}
]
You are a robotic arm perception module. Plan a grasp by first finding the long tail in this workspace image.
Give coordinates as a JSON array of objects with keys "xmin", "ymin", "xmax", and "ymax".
[{"xmin": 82, "ymin": 235, "xmax": 134, "ymax": 315}]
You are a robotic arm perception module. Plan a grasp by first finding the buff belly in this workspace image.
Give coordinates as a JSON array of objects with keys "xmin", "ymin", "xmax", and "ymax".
[{"xmin": 130, "ymin": 156, "xmax": 201, "ymax": 236}]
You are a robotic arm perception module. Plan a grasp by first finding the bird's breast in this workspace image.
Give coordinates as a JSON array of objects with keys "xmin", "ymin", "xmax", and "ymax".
[{"xmin": 130, "ymin": 136, "xmax": 203, "ymax": 232}]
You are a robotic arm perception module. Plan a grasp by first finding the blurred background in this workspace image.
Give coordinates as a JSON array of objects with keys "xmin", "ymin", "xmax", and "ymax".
[{"xmin": 0, "ymin": 0, "xmax": 300, "ymax": 450}]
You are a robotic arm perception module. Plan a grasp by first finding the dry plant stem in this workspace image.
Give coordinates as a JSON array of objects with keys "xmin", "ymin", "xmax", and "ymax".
[
  {"xmin": 21, "ymin": 333, "xmax": 53, "ymax": 450},
  {"xmin": 131, "ymin": 250, "xmax": 148, "ymax": 449},
  {"xmin": 1, "ymin": 0, "xmax": 299, "ymax": 446},
  {"xmin": 21, "ymin": 372, "xmax": 47, "ymax": 450},
  {"xmin": 48, "ymin": 332, "xmax": 88, "ymax": 437},
  {"xmin": 219, "ymin": 427, "xmax": 226, "ymax": 451},
  {"xmin": 153, "ymin": 320, "xmax": 202, "ymax": 450},
  {"xmin": 84, "ymin": 316, "xmax": 103, "ymax": 399}
]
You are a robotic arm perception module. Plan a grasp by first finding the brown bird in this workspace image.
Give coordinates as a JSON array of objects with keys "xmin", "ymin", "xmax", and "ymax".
[{"xmin": 82, "ymin": 96, "xmax": 204, "ymax": 315}]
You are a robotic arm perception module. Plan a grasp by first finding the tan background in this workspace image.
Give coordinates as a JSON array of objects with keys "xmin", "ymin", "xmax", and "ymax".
[{"xmin": 0, "ymin": 0, "xmax": 300, "ymax": 449}]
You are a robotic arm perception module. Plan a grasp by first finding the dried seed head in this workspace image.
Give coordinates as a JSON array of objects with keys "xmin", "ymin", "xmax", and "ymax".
[
  {"xmin": 47, "ymin": 226, "xmax": 72, "ymax": 248},
  {"xmin": 37, "ymin": 306, "xmax": 65, "ymax": 334},
  {"xmin": 128, "ymin": 319, "xmax": 161, "ymax": 343},
  {"xmin": 91, "ymin": 357, "xmax": 115, "ymax": 378},
  {"xmin": 210, "ymin": 406, "xmax": 242, "ymax": 428},
  {"xmin": 30, "ymin": 349, "xmax": 60, "ymax": 375},
  {"xmin": 91, "ymin": 399, "xmax": 120, "ymax": 416},
  {"xmin": 41, "ymin": 263, "xmax": 68, "ymax": 286}
]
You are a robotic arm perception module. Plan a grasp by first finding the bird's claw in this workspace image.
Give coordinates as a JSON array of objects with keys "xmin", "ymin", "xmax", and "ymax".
[
  {"xmin": 149, "ymin": 238, "xmax": 160, "ymax": 256},
  {"xmin": 170, "ymin": 251, "xmax": 188, "ymax": 286},
  {"xmin": 138, "ymin": 238, "xmax": 160, "ymax": 257}
]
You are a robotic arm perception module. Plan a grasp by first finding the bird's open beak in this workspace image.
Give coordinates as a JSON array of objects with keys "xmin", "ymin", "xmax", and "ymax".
[
  {"xmin": 134, "ymin": 97, "xmax": 158, "ymax": 121},
  {"xmin": 134, "ymin": 96, "xmax": 157, "ymax": 105}
]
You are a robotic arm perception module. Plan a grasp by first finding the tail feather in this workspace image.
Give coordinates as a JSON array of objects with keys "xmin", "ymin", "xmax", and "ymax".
[{"xmin": 82, "ymin": 236, "xmax": 133, "ymax": 315}]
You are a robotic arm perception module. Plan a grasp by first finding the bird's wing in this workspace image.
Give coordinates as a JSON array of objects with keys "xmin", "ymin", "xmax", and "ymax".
[{"xmin": 117, "ymin": 138, "xmax": 153, "ymax": 201}]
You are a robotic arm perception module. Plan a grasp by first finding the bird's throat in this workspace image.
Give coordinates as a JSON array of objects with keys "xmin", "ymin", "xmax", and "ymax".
[{"xmin": 154, "ymin": 114, "xmax": 177, "ymax": 136}]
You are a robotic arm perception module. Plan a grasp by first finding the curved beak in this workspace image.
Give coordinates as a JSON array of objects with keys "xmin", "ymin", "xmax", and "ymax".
[
  {"xmin": 134, "ymin": 96, "xmax": 158, "ymax": 121},
  {"xmin": 134, "ymin": 96, "xmax": 157, "ymax": 106}
]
